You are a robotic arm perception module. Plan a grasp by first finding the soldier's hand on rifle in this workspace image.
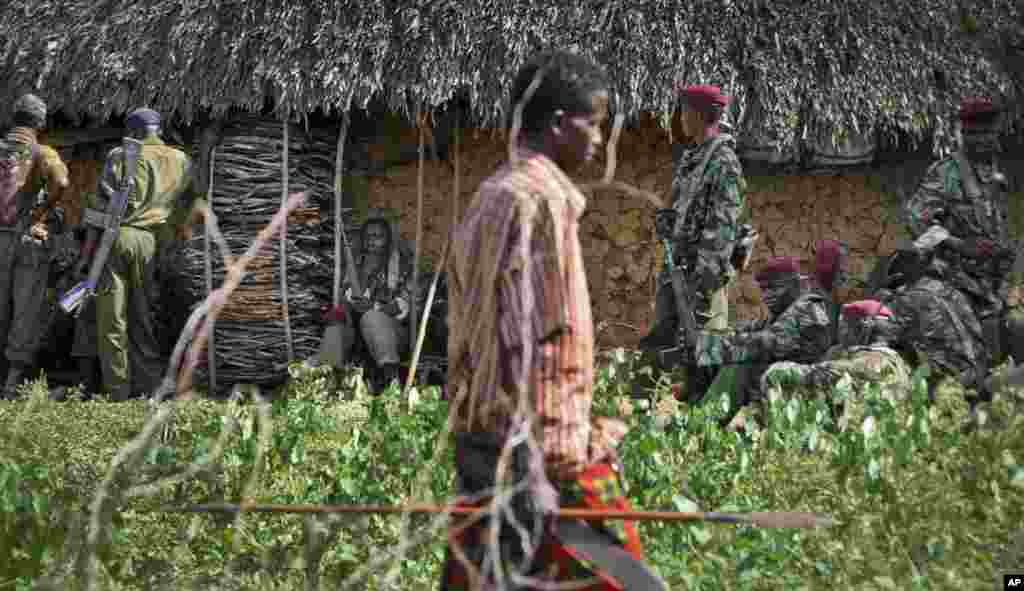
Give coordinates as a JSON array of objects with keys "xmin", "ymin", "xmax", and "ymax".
[
  {"xmin": 73, "ymin": 257, "xmax": 90, "ymax": 280},
  {"xmin": 948, "ymin": 236, "xmax": 994, "ymax": 259},
  {"xmin": 349, "ymin": 296, "xmax": 374, "ymax": 314},
  {"xmin": 380, "ymin": 300, "xmax": 401, "ymax": 317},
  {"xmin": 29, "ymin": 222, "xmax": 48, "ymax": 242},
  {"xmin": 992, "ymin": 247, "xmax": 1016, "ymax": 277},
  {"xmin": 654, "ymin": 209, "xmax": 678, "ymax": 242}
]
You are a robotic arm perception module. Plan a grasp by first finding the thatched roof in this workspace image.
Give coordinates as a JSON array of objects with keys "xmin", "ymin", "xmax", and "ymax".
[{"xmin": 1, "ymin": 1, "xmax": 1022, "ymax": 152}]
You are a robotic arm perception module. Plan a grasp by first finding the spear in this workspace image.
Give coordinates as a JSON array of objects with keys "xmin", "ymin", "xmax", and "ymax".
[{"xmin": 161, "ymin": 502, "xmax": 834, "ymax": 529}]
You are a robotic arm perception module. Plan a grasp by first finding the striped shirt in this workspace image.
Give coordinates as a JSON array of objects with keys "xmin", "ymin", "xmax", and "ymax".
[{"xmin": 448, "ymin": 148, "xmax": 621, "ymax": 482}]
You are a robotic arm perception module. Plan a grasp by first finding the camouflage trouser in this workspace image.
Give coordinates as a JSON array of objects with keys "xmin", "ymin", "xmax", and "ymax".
[
  {"xmin": 649, "ymin": 277, "xmax": 730, "ymax": 403},
  {"xmin": 652, "ymin": 279, "xmax": 730, "ymax": 333},
  {"xmin": 0, "ymin": 231, "xmax": 50, "ymax": 365},
  {"xmin": 761, "ymin": 349, "xmax": 912, "ymax": 402}
]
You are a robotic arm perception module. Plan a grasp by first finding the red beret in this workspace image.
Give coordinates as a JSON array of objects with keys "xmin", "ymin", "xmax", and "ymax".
[
  {"xmin": 755, "ymin": 256, "xmax": 800, "ymax": 282},
  {"xmin": 814, "ymin": 239, "xmax": 843, "ymax": 273},
  {"xmin": 959, "ymin": 97, "xmax": 1000, "ymax": 125},
  {"xmin": 842, "ymin": 300, "xmax": 893, "ymax": 320},
  {"xmin": 676, "ymin": 83, "xmax": 730, "ymax": 110}
]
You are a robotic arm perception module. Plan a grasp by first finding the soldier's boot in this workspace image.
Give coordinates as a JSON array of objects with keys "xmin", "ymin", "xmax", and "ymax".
[
  {"xmin": 78, "ymin": 358, "xmax": 99, "ymax": 397},
  {"xmin": 3, "ymin": 362, "xmax": 28, "ymax": 398}
]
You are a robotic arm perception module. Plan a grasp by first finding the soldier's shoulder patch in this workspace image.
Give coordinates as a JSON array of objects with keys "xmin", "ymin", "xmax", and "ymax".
[{"xmin": 923, "ymin": 157, "xmax": 959, "ymax": 181}]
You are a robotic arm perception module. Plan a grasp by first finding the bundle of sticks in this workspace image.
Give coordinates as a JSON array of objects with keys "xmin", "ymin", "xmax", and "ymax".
[{"xmin": 164, "ymin": 115, "xmax": 363, "ymax": 391}]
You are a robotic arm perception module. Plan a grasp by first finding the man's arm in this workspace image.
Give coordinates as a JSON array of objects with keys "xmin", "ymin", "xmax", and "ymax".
[
  {"xmin": 29, "ymin": 147, "xmax": 71, "ymax": 239},
  {"xmin": 691, "ymin": 155, "xmax": 744, "ymax": 293},
  {"xmin": 904, "ymin": 161, "xmax": 955, "ymax": 240},
  {"xmin": 695, "ymin": 297, "xmax": 832, "ymax": 366},
  {"xmin": 167, "ymin": 155, "xmax": 207, "ymax": 241},
  {"xmin": 383, "ymin": 255, "xmax": 414, "ymax": 321}
]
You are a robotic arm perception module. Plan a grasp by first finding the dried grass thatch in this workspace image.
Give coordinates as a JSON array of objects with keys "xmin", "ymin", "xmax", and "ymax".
[{"xmin": 0, "ymin": 1, "xmax": 1021, "ymax": 153}]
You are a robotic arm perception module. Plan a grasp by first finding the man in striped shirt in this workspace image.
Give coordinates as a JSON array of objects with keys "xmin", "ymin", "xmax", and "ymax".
[{"xmin": 441, "ymin": 50, "xmax": 652, "ymax": 590}]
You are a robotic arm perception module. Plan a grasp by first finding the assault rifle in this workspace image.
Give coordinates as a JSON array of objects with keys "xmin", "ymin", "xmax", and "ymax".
[{"xmin": 59, "ymin": 137, "xmax": 143, "ymax": 317}]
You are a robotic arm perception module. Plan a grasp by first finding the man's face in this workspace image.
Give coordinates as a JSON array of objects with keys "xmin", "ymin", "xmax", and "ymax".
[
  {"xmin": 962, "ymin": 123, "xmax": 1001, "ymax": 160},
  {"xmin": 364, "ymin": 223, "xmax": 389, "ymax": 254},
  {"xmin": 758, "ymin": 276, "xmax": 798, "ymax": 316},
  {"xmin": 837, "ymin": 318, "xmax": 868, "ymax": 348},
  {"xmin": 553, "ymin": 91, "xmax": 608, "ymax": 172},
  {"xmin": 679, "ymin": 103, "xmax": 705, "ymax": 140}
]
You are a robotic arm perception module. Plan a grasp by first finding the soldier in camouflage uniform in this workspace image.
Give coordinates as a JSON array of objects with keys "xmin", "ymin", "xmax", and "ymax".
[
  {"xmin": 642, "ymin": 84, "xmax": 750, "ymax": 400},
  {"xmin": 683, "ymin": 256, "xmax": 834, "ymax": 423},
  {"xmin": 761, "ymin": 300, "xmax": 911, "ymax": 413},
  {"xmin": 901, "ymin": 97, "xmax": 1016, "ymax": 406},
  {"xmin": 875, "ymin": 272, "xmax": 988, "ymax": 404},
  {"xmin": 0, "ymin": 94, "xmax": 70, "ymax": 396},
  {"xmin": 74, "ymin": 108, "xmax": 205, "ymax": 400}
]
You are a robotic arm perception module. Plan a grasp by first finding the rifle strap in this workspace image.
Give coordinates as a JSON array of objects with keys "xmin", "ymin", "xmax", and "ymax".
[
  {"xmin": 672, "ymin": 134, "xmax": 730, "ymax": 235},
  {"xmin": 954, "ymin": 150, "xmax": 982, "ymax": 200}
]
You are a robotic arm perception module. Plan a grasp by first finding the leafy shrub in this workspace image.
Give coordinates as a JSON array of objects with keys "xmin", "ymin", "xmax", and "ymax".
[{"xmin": 0, "ymin": 357, "xmax": 1021, "ymax": 590}]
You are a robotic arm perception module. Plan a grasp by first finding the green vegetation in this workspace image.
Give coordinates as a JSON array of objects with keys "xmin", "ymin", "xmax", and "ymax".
[{"xmin": 0, "ymin": 354, "xmax": 1022, "ymax": 590}]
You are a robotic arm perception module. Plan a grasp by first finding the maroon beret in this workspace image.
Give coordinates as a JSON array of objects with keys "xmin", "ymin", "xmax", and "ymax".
[
  {"xmin": 959, "ymin": 97, "xmax": 1000, "ymax": 125},
  {"xmin": 842, "ymin": 300, "xmax": 893, "ymax": 320},
  {"xmin": 755, "ymin": 256, "xmax": 800, "ymax": 283},
  {"xmin": 676, "ymin": 83, "xmax": 730, "ymax": 110},
  {"xmin": 814, "ymin": 239, "xmax": 843, "ymax": 274}
]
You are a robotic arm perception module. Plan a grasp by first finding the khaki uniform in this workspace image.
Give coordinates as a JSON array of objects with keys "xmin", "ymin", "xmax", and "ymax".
[{"xmin": 90, "ymin": 135, "xmax": 203, "ymax": 399}]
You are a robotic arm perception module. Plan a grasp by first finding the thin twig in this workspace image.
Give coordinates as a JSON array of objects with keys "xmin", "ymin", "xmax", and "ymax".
[
  {"xmin": 280, "ymin": 110, "xmax": 294, "ymax": 361},
  {"xmin": 333, "ymin": 112, "xmax": 350, "ymax": 308},
  {"xmin": 508, "ymin": 65, "xmax": 548, "ymax": 165},
  {"xmin": 204, "ymin": 145, "xmax": 217, "ymax": 392},
  {"xmin": 603, "ymin": 112, "xmax": 625, "ymax": 183},
  {"xmin": 410, "ymin": 108, "xmax": 426, "ymax": 356},
  {"xmin": 578, "ymin": 180, "xmax": 665, "ymax": 209},
  {"xmin": 403, "ymin": 237, "xmax": 450, "ymax": 393}
]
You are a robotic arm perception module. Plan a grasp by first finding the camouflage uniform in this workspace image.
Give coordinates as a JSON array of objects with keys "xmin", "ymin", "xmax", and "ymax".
[
  {"xmin": 87, "ymin": 121, "xmax": 204, "ymax": 400},
  {"xmin": 876, "ymin": 276, "xmax": 988, "ymax": 399},
  {"xmin": 655, "ymin": 133, "xmax": 748, "ymax": 334},
  {"xmin": 0, "ymin": 95, "xmax": 70, "ymax": 393},
  {"xmin": 693, "ymin": 260, "xmax": 834, "ymax": 412},
  {"xmin": 694, "ymin": 285, "xmax": 833, "ymax": 368},
  {"xmin": 903, "ymin": 154, "xmax": 1012, "ymax": 320},
  {"xmin": 761, "ymin": 300, "xmax": 911, "ymax": 406},
  {"xmin": 902, "ymin": 98, "xmax": 1015, "ymax": 382}
]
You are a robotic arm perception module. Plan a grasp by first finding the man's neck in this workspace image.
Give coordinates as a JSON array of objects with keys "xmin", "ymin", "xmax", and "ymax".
[{"xmin": 519, "ymin": 135, "xmax": 557, "ymax": 162}]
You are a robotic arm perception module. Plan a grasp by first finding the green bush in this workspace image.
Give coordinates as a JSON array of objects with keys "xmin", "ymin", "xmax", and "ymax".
[{"xmin": 0, "ymin": 357, "xmax": 1021, "ymax": 590}]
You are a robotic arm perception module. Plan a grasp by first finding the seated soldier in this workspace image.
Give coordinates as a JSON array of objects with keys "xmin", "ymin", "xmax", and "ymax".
[
  {"xmin": 761, "ymin": 299, "xmax": 911, "ymax": 422},
  {"xmin": 681, "ymin": 256, "xmax": 834, "ymax": 427},
  {"xmin": 876, "ymin": 271, "xmax": 989, "ymax": 405},
  {"xmin": 324, "ymin": 214, "xmax": 413, "ymax": 389}
]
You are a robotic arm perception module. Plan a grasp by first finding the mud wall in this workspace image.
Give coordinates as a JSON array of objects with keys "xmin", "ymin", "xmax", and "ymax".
[
  {"xmin": 43, "ymin": 118, "xmax": 1023, "ymax": 351},
  {"xmin": 361, "ymin": 117, "xmax": 1024, "ymax": 348}
]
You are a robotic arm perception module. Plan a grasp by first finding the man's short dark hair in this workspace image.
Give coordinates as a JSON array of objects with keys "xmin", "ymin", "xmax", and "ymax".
[{"xmin": 509, "ymin": 50, "xmax": 611, "ymax": 134}]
